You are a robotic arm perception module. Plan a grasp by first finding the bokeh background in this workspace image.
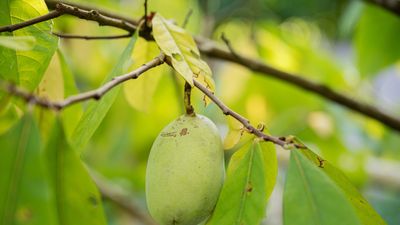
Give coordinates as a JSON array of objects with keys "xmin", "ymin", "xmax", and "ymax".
[{"xmin": 38, "ymin": 0, "xmax": 400, "ymax": 224}]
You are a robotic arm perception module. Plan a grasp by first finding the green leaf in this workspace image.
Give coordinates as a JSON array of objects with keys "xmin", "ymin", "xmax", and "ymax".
[
  {"xmin": 284, "ymin": 145, "xmax": 387, "ymax": 225},
  {"xmin": 57, "ymin": 50, "xmax": 83, "ymax": 140},
  {"xmin": 355, "ymin": 4, "xmax": 400, "ymax": 76},
  {"xmin": 45, "ymin": 118, "xmax": 107, "ymax": 225},
  {"xmin": 123, "ymin": 37, "xmax": 164, "ymax": 112},
  {"xmin": 0, "ymin": 0, "xmax": 58, "ymax": 91},
  {"xmin": 223, "ymin": 116, "xmax": 253, "ymax": 150},
  {"xmin": 0, "ymin": 114, "xmax": 57, "ymax": 225},
  {"xmin": 207, "ymin": 140, "xmax": 276, "ymax": 225},
  {"xmin": 71, "ymin": 34, "xmax": 137, "ymax": 150},
  {"xmin": 0, "ymin": 36, "xmax": 36, "ymax": 50},
  {"xmin": 152, "ymin": 13, "xmax": 215, "ymax": 104},
  {"xmin": 259, "ymin": 141, "xmax": 277, "ymax": 199}
]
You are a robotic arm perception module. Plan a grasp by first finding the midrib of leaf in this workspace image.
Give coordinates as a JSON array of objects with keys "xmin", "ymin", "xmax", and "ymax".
[
  {"xmin": 235, "ymin": 146, "xmax": 255, "ymax": 225},
  {"xmin": 2, "ymin": 117, "xmax": 32, "ymax": 225},
  {"xmin": 293, "ymin": 153, "xmax": 321, "ymax": 225}
]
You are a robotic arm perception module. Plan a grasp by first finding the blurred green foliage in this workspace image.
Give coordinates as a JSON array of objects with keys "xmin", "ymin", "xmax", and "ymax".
[{"xmin": 1, "ymin": 0, "xmax": 400, "ymax": 224}]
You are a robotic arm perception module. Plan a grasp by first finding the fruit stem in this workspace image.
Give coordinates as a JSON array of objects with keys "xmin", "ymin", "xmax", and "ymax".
[{"xmin": 184, "ymin": 82, "xmax": 195, "ymax": 116}]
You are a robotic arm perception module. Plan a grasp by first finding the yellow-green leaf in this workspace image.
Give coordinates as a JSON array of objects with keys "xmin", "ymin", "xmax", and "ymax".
[
  {"xmin": 123, "ymin": 37, "xmax": 164, "ymax": 112},
  {"xmin": 223, "ymin": 116, "xmax": 253, "ymax": 150},
  {"xmin": 0, "ymin": 36, "xmax": 36, "ymax": 51},
  {"xmin": 152, "ymin": 13, "xmax": 215, "ymax": 104}
]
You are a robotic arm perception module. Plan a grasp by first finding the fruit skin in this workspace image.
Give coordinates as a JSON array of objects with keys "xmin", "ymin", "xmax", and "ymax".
[{"xmin": 146, "ymin": 114, "xmax": 224, "ymax": 225}]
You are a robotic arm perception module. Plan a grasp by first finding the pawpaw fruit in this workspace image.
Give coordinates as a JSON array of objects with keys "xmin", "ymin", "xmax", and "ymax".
[{"xmin": 146, "ymin": 114, "xmax": 224, "ymax": 225}]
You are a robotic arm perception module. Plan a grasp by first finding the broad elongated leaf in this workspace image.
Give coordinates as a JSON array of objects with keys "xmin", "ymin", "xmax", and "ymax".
[
  {"xmin": 152, "ymin": 14, "xmax": 215, "ymax": 104},
  {"xmin": 0, "ymin": 0, "xmax": 58, "ymax": 91},
  {"xmin": 71, "ymin": 34, "xmax": 137, "ymax": 150},
  {"xmin": 207, "ymin": 140, "xmax": 277, "ymax": 225},
  {"xmin": 45, "ymin": 119, "xmax": 107, "ymax": 225},
  {"xmin": 284, "ymin": 142, "xmax": 387, "ymax": 225},
  {"xmin": 0, "ymin": 36, "xmax": 36, "ymax": 50},
  {"xmin": 0, "ymin": 114, "xmax": 57, "ymax": 225},
  {"xmin": 355, "ymin": 4, "xmax": 400, "ymax": 76},
  {"xmin": 123, "ymin": 37, "xmax": 164, "ymax": 112},
  {"xmin": 58, "ymin": 50, "xmax": 83, "ymax": 139}
]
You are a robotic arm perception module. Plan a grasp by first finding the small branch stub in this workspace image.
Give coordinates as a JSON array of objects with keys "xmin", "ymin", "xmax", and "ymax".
[{"xmin": 184, "ymin": 81, "xmax": 195, "ymax": 116}]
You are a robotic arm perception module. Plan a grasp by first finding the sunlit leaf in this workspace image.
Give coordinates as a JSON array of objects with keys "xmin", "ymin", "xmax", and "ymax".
[
  {"xmin": 284, "ymin": 141, "xmax": 387, "ymax": 225},
  {"xmin": 207, "ymin": 140, "xmax": 276, "ymax": 225},
  {"xmin": 45, "ymin": 118, "xmax": 107, "ymax": 225},
  {"xmin": 152, "ymin": 13, "xmax": 215, "ymax": 104},
  {"xmin": 0, "ymin": 114, "xmax": 57, "ymax": 225},
  {"xmin": 58, "ymin": 50, "xmax": 83, "ymax": 140},
  {"xmin": 0, "ymin": 0, "xmax": 58, "ymax": 91},
  {"xmin": 71, "ymin": 34, "xmax": 137, "ymax": 150},
  {"xmin": 0, "ymin": 36, "xmax": 36, "ymax": 50},
  {"xmin": 259, "ymin": 141, "xmax": 277, "ymax": 199},
  {"xmin": 123, "ymin": 37, "xmax": 164, "ymax": 112},
  {"xmin": 355, "ymin": 4, "xmax": 400, "ymax": 76},
  {"xmin": 223, "ymin": 116, "xmax": 253, "ymax": 150}
]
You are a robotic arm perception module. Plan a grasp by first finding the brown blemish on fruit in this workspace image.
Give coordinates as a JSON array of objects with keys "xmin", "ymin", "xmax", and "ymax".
[
  {"xmin": 180, "ymin": 128, "xmax": 188, "ymax": 136},
  {"xmin": 161, "ymin": 132, "xmax": 177, "ymax": 137}
]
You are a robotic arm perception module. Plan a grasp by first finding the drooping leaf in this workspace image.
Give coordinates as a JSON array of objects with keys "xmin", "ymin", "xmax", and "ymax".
[
  {"xmin": 0, "ymin": 114, "xmax": 57, "ymax": 225},
  {"xmin": 0, "ymin": 0, "xmax": 58, "ymax": 91},
  {"xmin": 152, "ymin": 13, "xmax": 215, "ymax": 104},
  {"xmin": 57, "ymin": 50, "xmax": 83, "ymax": 140},
  {"xmin": 259, "ymin": 141, "xmax": 277, "ymax": 199},
  {"xmin": 45, "ymin": 118, "xmax": 107, "ymax": 225},
  {"xmin": 355, "ymin": 4, "xmax": 400, "ymax": 76},
  {"xmin": 123, "ymin": 37, "xmax": 164, "ymax": 112},
  {"xmin": 71, "ymin": 34, "xmax": 137, "ymax": 150},
  {"xmin": 207, "ymin": 140, "xmax": 276, "ymax": 225},
  {"xmin": 284, "ymin": 141, "xmax": 387, "ymax": 225},
  {"xmin": 0, "ymin": 36, "xmax": 36, "ymax": 50}
]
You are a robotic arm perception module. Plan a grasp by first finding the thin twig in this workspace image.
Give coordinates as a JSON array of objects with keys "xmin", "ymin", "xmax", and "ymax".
[
  {"xmin": 193, "ymin": 80, "xmax": 301, "ymax": 148},
  {"xmin": 0, "ymin": 10, "xmax": 62, "ymax": 32},
  {"xmin": 1, "ymin": 54, "xmax": 165, "ymax": 110},
  {"xmin": 220, "ymin": 33, "xmax": 239, "ymax": 58},
  {"xmin": 144, "ymin": 0, "xmax": 148, "ymax": 22},
  {"xmin": 52, "ymin": 31, "xmax": 132, "ymax": 40},
  {"xmin": 182, "ymin": 9, "xmax": 193, "ymax": 28},
  {"xmin": 91, "ymin": 172, "xmax": 157, "ymax": 225}
]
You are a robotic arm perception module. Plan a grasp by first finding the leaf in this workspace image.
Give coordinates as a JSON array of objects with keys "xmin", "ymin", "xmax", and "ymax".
[
  {"xmin": 57, "ymin": 50, "xmax": 83, "ymax": 140},
  {"xmin": 259, "ymin": 141, "xmax": 277, "ymax": 199},
  {"xmin": 223, "ymin": 116, "xmax": 253, "ymax": 150},
  {"xmin": 355, "ymin": 4, "xmax": 400, "ymax": 76},
  {"xmin": 123, "ymin": 37, "xmax": 164, "ymax": 112},
  {"xmin": 284, "ymin": 143, "xmax": 387, "ymax": 225},
  {"xmin": 71, "ymin": 34, "xmax": 137, "ymax": 150},
  {"xmin": 0, "ymin": 0, "xmax": 58, "ymax": 91},
  {"xmin": 0, "ymin": 114, "xmax": 57, "ymax": 225},
  {"xmin": 207, "ymin": 140, "xmax": 276, "ymax": 225},
  {"xmin": 152, "ymin": 13, "xmax": 215, "ymax": 104},
  {"xmin": 45, "ymin": 118, "xmax": 107, "ymax": 225},
  {"xmin": 0, "ymin": 36, "xmax": 36, "ymax": 50}
]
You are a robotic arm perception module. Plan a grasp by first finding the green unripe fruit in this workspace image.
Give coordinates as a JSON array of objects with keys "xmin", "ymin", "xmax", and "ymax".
[{"xmin": 146, "ymin": 114, "xmax": 225, "ymax": 225}]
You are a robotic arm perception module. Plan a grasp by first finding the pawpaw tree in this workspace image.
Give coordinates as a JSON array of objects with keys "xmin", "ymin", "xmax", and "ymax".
[{"xmin": 0, "ymin": 0, "xmax": 399, "ymax": 225}]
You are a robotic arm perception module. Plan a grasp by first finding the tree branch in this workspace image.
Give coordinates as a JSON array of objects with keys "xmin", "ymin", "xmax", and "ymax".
[
  {"xmin": 52, "ymin": 32, "xmax": 132, "ymax": 40},
  {"xmin": 2, "ymin": 0, "xmax": 399, "ymax": 132},
  {"xmin": 193, "ymin": 80, "xmax": 304, "ymax": 148},
  {"xmin": 0, "ymin": 10, "xmax": 62, "ymax": 32},
  {"xmin": 0, "ymin": 54, "xmax": 165, "ymax": 110},
  {"xmin": 196, "ymin": 38, "xmax": 400, "ymax": 132}
]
